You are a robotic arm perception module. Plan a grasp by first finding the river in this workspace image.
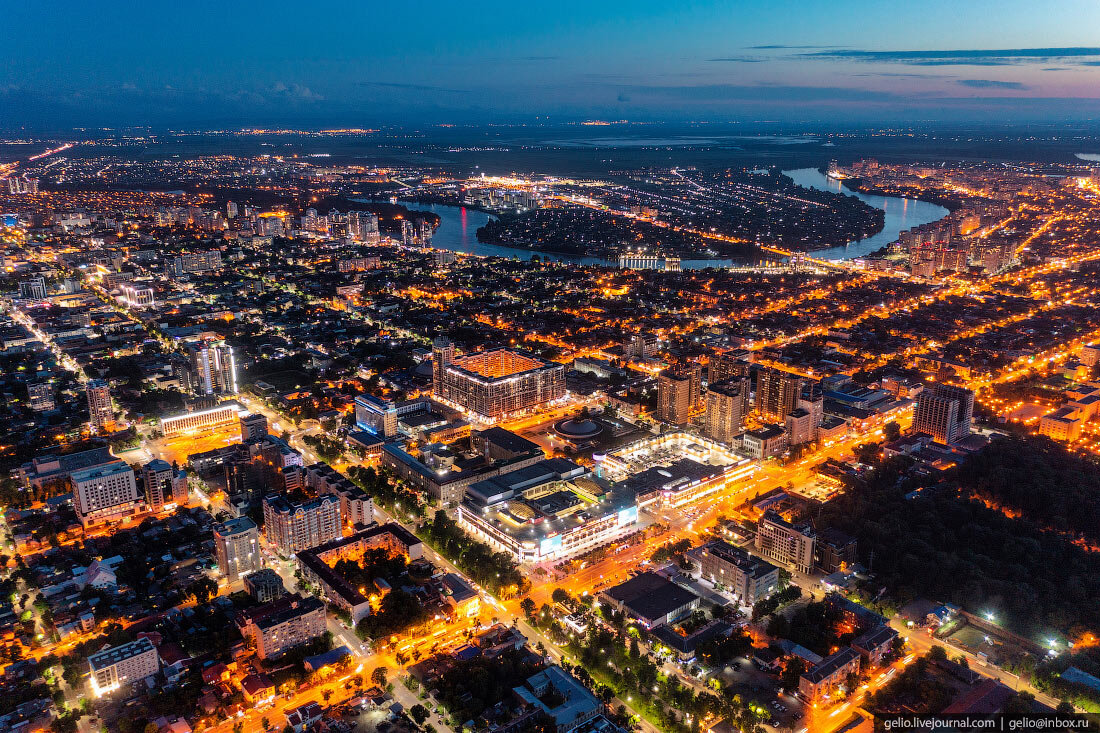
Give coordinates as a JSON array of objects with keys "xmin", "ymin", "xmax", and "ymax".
[
  {"xmin": 395, "ymin": 171, "xmax": 948, "ymax": 266},
  {"xmin": 782, "ymin": 167, "xmax": 950, "ymax": 260},
  {"xmin": 398, "ymin": 203, "xmax": 756, "ymax": 269}
]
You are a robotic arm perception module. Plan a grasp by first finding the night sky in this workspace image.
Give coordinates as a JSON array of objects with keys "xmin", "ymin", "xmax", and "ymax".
[{"xmin": 4, "ymin": 0, "xmax": 1100, "ymax": 129}]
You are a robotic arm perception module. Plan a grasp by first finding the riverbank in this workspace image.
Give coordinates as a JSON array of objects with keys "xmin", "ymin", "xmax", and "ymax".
[
  {"xmin": 783, "ymin": 167, "xmax": 950, "ymax": 260},
  {"xmin": 839, "ymin": 178, "xmax": 966, "ymax": 214}
]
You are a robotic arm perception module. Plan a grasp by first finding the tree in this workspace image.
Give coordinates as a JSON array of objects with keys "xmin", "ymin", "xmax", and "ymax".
[
  {"xmin": 232, "ymin": 724, "xmax": 244, "ymax": 733},
  {"xmin": 322, "ymin": 689, "xmax": 333, "ymax": 703},
  {"xmin": 780, "ymin": 658, "xmax": 805, "ymax": 692},
  {"xmin": 551, "ymin": 588, "xmax": 571, "ymax": 606},
  {"xmin": 884, "ymin": 421, "xmax": 902, "ymax": 442},
  {"xmin": 520, "ymin": 597, "xmax": 536, "ymax": 619},
  {"xmin": 1056, "ymin": 701, "xmax": 1076, "ymax": 716},
  {"xmin": 410, "ymin": 703, "xmax": 430, "ymax": 726},
  {"xmin": 261, "ymin": 717, "xmax": 272, "ymax": 731},
  {"xmin": 371, "ymin": 666, "xmax": 388, "ymax": 687}
]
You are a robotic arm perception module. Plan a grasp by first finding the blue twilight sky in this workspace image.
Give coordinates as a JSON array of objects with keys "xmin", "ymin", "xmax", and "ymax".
[{"xmin": 4, "ymin": 0, "xmax": 1100, "ymax": 129}]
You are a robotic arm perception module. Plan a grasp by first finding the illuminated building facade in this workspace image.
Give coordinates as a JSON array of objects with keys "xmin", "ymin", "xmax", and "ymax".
[
  {"xmin": 142, "ymin": 459, "xmax": 175, "ymax": 513},
  {"xmin": 432, "ymin": 340, "xmax": 565, "ymax": 422},
  {"xmin": 456, "ymin": 459, "xmax": 638, "ymax": 563},
  {"xmin": 89, "ymin": 638, "xmax": 159, "ymax": 697},
  {"xmin": 657, "ymin": 369, "xmax": 692, "ymax": 425},
  {"xmin": 214, "ymin": 516, "xmax": 262, "ymax": 582},
  {"xmin": 756, "ymin": 368, "xmax": 804, "ymax": 423},
  {"xmin": 704, "ymin": 380, "xmax": 746, "ymax": 444},
  {"xmin": 186, "ymin": 339, "xmax": 237, "ymax": 396},
  {"xmin": 86, "ymin": 379, "xmax": 114, "ymax": 433},
  {"xmin": 914, "ymin": 383, "xmax": 974, "ymax": 444},
  {"xmin": 262, "ymin": 494, "xmax": 342, "ymax": 556},
  {"xmin": 71, "ymin": 460, "xmax": 139, "ymax": 528},
  {"xmin": 159, "ymin": 403, "xmax": 240, "ymax": 438},
  {"xmin": 755, "ymin": 510, "xmax": 816, "ymax": 574}
]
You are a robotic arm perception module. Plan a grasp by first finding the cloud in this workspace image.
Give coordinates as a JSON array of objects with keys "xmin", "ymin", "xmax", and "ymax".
[
  {"xmin": 621, "ymin": 83, "xmax": 900, "ymax": 103},
  {"xmin": 747, "ymin": 45, "xmax": 840, "ymax": 50},
  {"xmin": 270, "ymin": 82, "xmax": 323, "ymax": 102},
  {"xmin": 957, "ymin": 79, "xmax": 1027, "ymax": 90},
  {"xmin": 517, "ymin": 55, "xmax": 560, "ymax": 61},
  {"xmin": 851, "ymin": 72, "xmax": 949, "ymax": 80},
  {"xmin": 616, "ymin": 93, "xmax": 631, "ymax": 103},
  {"xmin": 707, "ymin": 57, "xmax": 765, "ymax": 63},
  {"xmin": 360, "ymin": 81, "xmax": 471, "ymax": 93},
  {"xmin": 801, "ymin": 47, "xmax": 1100, "ymax": 66}
]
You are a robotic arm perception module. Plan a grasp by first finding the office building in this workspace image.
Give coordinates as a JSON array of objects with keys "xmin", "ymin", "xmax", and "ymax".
[
  {"xmin": 160, "ymin": 403, "xmax": 240, "ymax": 438},
  {"xmin": 756, "ymin": 368, "xmax": 804, "ymax": 423},
  {"xmin": 142, "ymin": 459, "xmax": 175, "ymax": 513},
  {"xmin": 214, "ymin": 516, "xmax": 261, "ymax": 582},
  {"xmin": 71, "ymin": 460, "xmax": 139, "ymax": 528},
  {"xmin": 704, "ymin": 380, "xmax": 746, "ymax": 444},
  {"xmin": 235, "ymin": 594, "xmax": 326, "ymax": 660},
  {"xmin": 262, "ymin": 494, "xmax": 342, "ymax": 556},
  {"xmin": 86, "ymin": 379, "xmax": 114, "ymax": 433},
  {"xmin": 119, "ymin": 283, "xmax": 155, "ymax": 308},
  {"xmin": 88, "ymin": 638, "xmax": 160, "ymax": 697},
  {"xmin": 657, "ymin": 369, "xmax": 692, "ymax": 425},
  {"xmin": 914, "ymin": 383, "xmax": 974, "ymax": 444},
  {"xmin": 786, "ymin": 407, "xmax": 816, "ymax": 447},
  {"xmin": 240, "ymin": 413, "xmax": 268, "ymax": 442},
  {"xmin": 755, "ymin": 510, "xmax": 816, "ymax": 574},
  {"xmin": 695, "ymin": 540, "xmax": 779, "ymax": 607},
  {"xmin": 742, "ymin": 425, "xmax": 789, "ymax": 459},
  {"xmin": 432, "ymin": 341, "xmax": 566, "ymax": 422}
]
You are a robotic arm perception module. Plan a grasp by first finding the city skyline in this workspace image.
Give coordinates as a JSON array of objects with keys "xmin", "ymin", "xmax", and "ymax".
[{"xmin": 5, "ymin": 1, "xmax": 1100, "ymax": 128}]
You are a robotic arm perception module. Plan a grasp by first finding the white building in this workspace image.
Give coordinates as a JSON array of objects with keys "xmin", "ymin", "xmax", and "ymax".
[
  {"xmin": 71, "ymin": 461, "xmax": 139, "ymax": 528},
  {"xmin": 88, "ymin": 638, "xmax": 160, "ymax": 697},
  {"xmin": 214, "ymin": 517, "xmax": 261, "ymax": 582}
]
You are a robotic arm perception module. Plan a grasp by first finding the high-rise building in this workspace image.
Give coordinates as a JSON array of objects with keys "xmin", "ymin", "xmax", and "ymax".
[
  {"xmin": 186, "ymin": 340, "xmax": 237, "ymax": 396},
  {"xmin": 914, "ymin": 383, "xmax": 974, "ymax": 444},
  {"xmin": 262, "ymin": 494, "xmax": 342, "ymax": 556},
  {"xmin": 240, "ymin": 413, "xmax": 268, "ymax": 442},
  {"xmin": 349, "ymin": 211, "xmax": 380, "ymax": 243},
  {"xmin": 236, "ymin": 594, "xmax": 326, "ymax": 660},
  {"xmin": 755, "ymin": 510, "xmax": 816, "ymax": 574},
  {"xmin": 756, "ymin": 368, "xmax": 804, "ymax": 423},
  {"xmin": 18, "ymin": 276, "xmax": 47, "ymax": 300},
  {"xmin": 785, "ymin": 408, "xmax": 816, "ymax": 447},
  {"xmin": 432, "ymin": 336, "xmax": 455, "ymax": 395},
  {"xmin": 657, "ymin": 370, "xmax": 693, "ymax": 426},
  {"xmin": 709, "ymin": 351, "xmax": 751, "ymax": 387},
  {"xmin": 142, "ymin": 459, "xmax": 174, "ymax": 513},
  {"xmin": 704, "ymin": 380, "xmax": 746, "ymax": 444},
  {"xmin": 622, "ymin": 333, "xmax": 660, "ymax": 360},
  {"xmin": 71, "ymin": 461, "xmax": 139, "ymax": 528},
  {"xmin": 86, "ymin": 379, "xmax": 114, "ymax": 433},
  {"xmin": 28, "ymin": 381, "xmax": 55, "ymax": 412},
  {"xmin": 214, "ymin": 516, "xmax": 261, "ymax": 582},
  {"xmin": 226, "ymin": 201, "xmax": 238, "ymax": 219}
]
